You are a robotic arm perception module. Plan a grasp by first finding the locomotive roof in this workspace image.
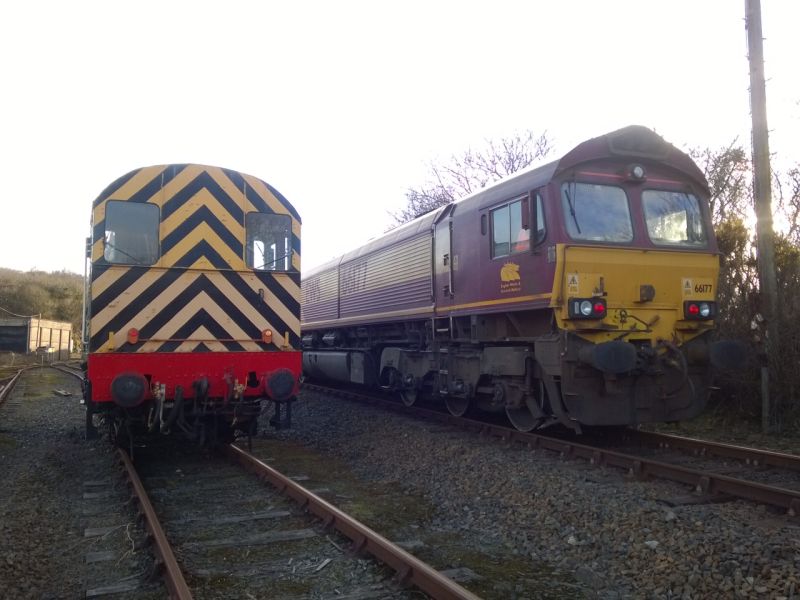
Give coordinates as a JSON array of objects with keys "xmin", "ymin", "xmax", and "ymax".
[
  {"xmin": 93, "ymin": 163, "xmax": 301, "ymax": 223},
  {"xmin": 453, "ymin": 124, "xmax": 709, "ymax": 214},
  {"xmin": 305, "ymin": 206, "xmax": 445, "ymax": 277},
  {"xmin": 304, "ymin": 125, "xmax": 708, "ymax": 279}
]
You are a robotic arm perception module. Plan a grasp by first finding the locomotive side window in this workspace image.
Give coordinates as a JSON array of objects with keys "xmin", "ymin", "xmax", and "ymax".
[
  {"xmin": 246, "ymin": 212, "xmax": 293, "ymax": 271},
  {"xmin": 491, "ymin": 203, "xmax": 512, "ymax": 257},
  {"xmin": 103, "ymin": 201, "xmax": 160, "ymax": 265},
  {"xmin": 533, "ymin": 194, "xmax": 546, "ymax": 245},
  {"xmin": 642, "ymin": 190, "xmax": 708, "ymax": 247},
  {"xmin": 561, "ymin": 183, "xmax": 632, "ymax": 243},
  {"xmin": 490, "ymin": 195, "xmax": 545, "ymax": 258}
]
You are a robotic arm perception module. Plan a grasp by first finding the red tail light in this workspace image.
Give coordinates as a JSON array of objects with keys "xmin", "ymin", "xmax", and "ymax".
[
  {"xmin": 568, "ymin": 298, "xmax": 607, "ymax": 319},
  {"xmin": 684, "ymin": 301, "xmax": 715, "ymax": 320}
]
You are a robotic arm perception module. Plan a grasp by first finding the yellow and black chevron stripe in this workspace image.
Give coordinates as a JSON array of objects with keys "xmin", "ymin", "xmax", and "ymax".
[{"xmin": 88, "ymin": 164, "xmax": 301, "ymax": 354}]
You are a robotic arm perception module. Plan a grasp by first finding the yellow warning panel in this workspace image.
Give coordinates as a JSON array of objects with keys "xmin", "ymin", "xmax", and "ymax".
[
  {"xmin": 682, "ymin": 278, "xmax": 693, "ymax": 297},
  {"xmin": 567, "ymin": 272, "xmax": 579, "ymax": 294}
]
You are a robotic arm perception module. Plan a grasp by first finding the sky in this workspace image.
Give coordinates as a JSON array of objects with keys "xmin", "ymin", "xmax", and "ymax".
[{"xmin": 1, "ymin": 1, "xmax": 798, "ymax": 276}]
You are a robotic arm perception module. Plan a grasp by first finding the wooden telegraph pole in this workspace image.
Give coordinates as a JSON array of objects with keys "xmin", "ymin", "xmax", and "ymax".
[{"xmin": 744, "ymin": 0, "xmax": 780, "ymax": 433}]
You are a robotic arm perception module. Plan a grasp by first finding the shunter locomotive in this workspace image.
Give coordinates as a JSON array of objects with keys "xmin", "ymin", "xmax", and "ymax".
[
  {"xmin": 83, "ymin": 164, "xmax": 302, "ymax": 445},
  {"xmin": 301, "ymin": 126, "xmax": 743, "ymax": 432}
]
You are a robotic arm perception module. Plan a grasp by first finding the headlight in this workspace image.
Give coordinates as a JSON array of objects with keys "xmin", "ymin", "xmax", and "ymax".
[
  {"xmin": 625, "ymin": 163, "xmax": 647, "ymax": 182},
  {"xmin": 569, "ymin": 297, "xmax": 607, "ymax": 319},
  {"xmin": 684, "ymin": 301, "xmax": 716, "ymax": 321}
]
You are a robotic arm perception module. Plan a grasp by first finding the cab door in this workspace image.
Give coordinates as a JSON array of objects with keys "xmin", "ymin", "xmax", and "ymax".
[{"xmin": 433, "ymin": 204, "xmax": 455, "ymax": 309}]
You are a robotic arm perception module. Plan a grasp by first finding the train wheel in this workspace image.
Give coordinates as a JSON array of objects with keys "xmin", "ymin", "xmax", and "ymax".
[
  {"xmin": 505, "ymin": 380, "xmax": 546, "ymax": 432},
  {"xmin": 445, "ymin": 395, "xmax": 469, "ymax": 417},
  {"xmin": 399, "ymin": 388, "xmax": 418, "ymax": 407},
  {"xmin": 506, "ymin": 400, "xmax": 540, "ymax": 432}
]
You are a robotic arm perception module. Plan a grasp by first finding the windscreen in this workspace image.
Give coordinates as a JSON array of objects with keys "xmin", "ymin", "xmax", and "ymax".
[
  {"xmin": 642, "ymin": 190, "xmax": 708, "ymax": 247},
  {"xmin": 103, "ymin": 201, "xmax": 160, "ymax": 264},
  {"xmin": 246, "ymin": 212, "xmax": 292, "ymax": 271},
  {"xmin": 561, "ymin": 183, "xmax": 633, "ymax": 243}
]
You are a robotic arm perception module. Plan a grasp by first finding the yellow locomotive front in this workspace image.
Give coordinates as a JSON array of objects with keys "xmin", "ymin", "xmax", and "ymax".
[
  {"xmin": 537, "ymin": 160, "xmax": 744, "ymax": 429},
  {"xmin": 548, "ymin": 245, "xmax": 721, "ymax": 425}
]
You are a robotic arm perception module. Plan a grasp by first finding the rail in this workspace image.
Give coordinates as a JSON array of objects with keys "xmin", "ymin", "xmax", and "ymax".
[
  {"xmin": 117, "ymin": 449, "xmax": 193, "ymax": 600},
  {"xmin": 0, "ymin": 369, "xmax": 26, "ymax": 407},
  {"xmin": 307, "ymin": 384, "xmax": 800, "ymax": 515},
  {"xmin": 49, "ymin": 363, "xmax": 85, "ymax": 381},
  {"xmin": 224, "ymin": 444, "xmax": 482, "ymax": 600},
  {"xmin": 622, "ymin": 429, "xmax": 800, "ymax": 471}
]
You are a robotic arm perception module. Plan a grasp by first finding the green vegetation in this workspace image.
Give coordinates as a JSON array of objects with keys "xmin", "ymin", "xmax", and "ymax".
[
  {"xmin": 693, "ymin": 145, "xmax": 800, "ymax": 431},
  {"xmin": 0, "ymin": 268, "xmax": 83, "ymax": 346}
]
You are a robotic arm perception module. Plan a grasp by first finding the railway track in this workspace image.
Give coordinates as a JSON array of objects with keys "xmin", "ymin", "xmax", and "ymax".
[
  {"xmin": 589, "ymin": 427, "xmax": 800, "ymax": 496},
  {"xmin": 0, "ymin": 366, "xmax": 161, "ymax": 598},
  {"xmin": 53, "ymin": 368, "xmax": 479, "ymax": 599},
  {"xmin": 122, "ymin": 441, "xmax": 479, "ymax": 599},
  {"xmin": 304, "ymin": 383, "xmax": 800, "ymax": 516},
  {"xmin": 1, "ymin": 363, "xmax": 81, "ymax": 408},
  {"xmin": 0, "ymin": 368, "xmax": 27, "ymax": 408},
  {"xmin": 0, "ymin": 367, "xmax": 481, "ymax": 597},
  {"xmin": 50, "ymin": 362, "xmax": 85, "ymax": 381},
  {"xmin": 615, "ymin": 428, "xmax": 800, "ymax": 471}
]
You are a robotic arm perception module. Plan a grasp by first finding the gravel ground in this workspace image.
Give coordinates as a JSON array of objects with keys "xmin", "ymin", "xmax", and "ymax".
[
  {"xmin": 0, "ymin": 368, "xmax": 159, "ymax": 599},
  {"xmin": 266, "ymin": 390, "xmax": 800, "ymax": 600},
  {"xmin": 649, "ymin": 415, "xmax": 800, "ymax": 457},
  {"xmin": 1, "ymin": 367, "xmax": 797, "ymax": 599}
]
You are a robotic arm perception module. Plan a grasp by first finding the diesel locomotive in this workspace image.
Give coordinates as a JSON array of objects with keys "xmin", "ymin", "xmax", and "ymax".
[
  {"xmin": 301, "ymin": 126, "xmax": 743, "ymax": 432},
  {"xmin": 83, "ymin": 164, "xmax": 302, "ymax": 446}
]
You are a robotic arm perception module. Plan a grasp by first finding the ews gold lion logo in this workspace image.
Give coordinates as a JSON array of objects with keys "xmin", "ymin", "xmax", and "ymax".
[
  {"xmin": 500, "ymin": 262, "xmax": 521, "ymax": 293},
  {"xmin": 500, "ymin": 262, "xmax": 520, "ymax": 282}
]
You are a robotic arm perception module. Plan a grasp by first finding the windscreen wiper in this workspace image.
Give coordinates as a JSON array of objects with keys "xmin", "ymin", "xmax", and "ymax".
[
  {"xmin": 105, "ymin": 241, "xmax": 145, "ymax": 265},
  {"xmin": 564, "ymin": 185, "xmax": 582, "ymax": 234},
  {"xmin": 257, "ymin": 253, "xmax": 292, "ymax": 270}
]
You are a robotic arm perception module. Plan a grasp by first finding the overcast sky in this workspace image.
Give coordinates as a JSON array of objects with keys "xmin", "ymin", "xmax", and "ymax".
[{"xmin": 1, "ymin": 1, "xmax": 798, "ymax": 275}]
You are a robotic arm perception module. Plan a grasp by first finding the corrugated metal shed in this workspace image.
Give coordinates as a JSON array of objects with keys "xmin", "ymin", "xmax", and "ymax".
[{"xmin": 0, "ymin": 317, "xmax": 72, "ymax": 360}]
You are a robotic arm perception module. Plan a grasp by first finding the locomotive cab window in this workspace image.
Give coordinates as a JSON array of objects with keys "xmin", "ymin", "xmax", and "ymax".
[
  {"xmin": 490, "ymin": 194, "xmax": 545, "ymax": 258},
  {"xmin": 103, "ymin": 201, "xmax": 160, "ymax": 265},
  {"xmin": 642, "ymin": 190, "xmax": 708, "ymax": 247},
  {"xmin": 246, "ymin": 212, "xmax": 293, "ymax": 271},
  {"xmin": 561, "ymin": 183, "xmax": 632, "ymax": 243}
]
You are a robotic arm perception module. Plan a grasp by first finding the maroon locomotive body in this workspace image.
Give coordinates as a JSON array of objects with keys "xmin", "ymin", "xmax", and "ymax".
[{"xmin": 301, "ymin": 126, "xmax": 743, "ymax": 431}]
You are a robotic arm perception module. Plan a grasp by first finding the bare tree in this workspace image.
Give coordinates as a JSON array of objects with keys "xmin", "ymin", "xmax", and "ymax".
[
  {"xmin": 689, "ymin": 141, "xmax": 751, "ymax": 226},
  {"xmin": 775, "ymin": 165, "xmax": 800, "ymax": 243},
  {"xmin": 392, "ymin": 130, "xmax": 552, "ymax": 225}
]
